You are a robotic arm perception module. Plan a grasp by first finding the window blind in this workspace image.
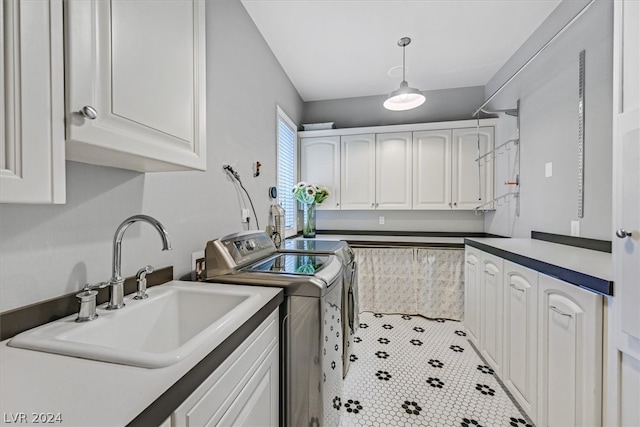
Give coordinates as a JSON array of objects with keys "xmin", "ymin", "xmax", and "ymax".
[{"xmin": 276, "ymin": 109, "xmax": 297, "ymax": 236}]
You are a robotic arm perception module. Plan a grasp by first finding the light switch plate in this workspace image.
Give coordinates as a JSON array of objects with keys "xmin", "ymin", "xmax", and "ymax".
[
  {"xmin": 571, "ymin": 221, "xmax": 580, "ymax": 237},
  {"xmin": 545, "ymin": 162, "xmax": 553, "ymax": 178}
]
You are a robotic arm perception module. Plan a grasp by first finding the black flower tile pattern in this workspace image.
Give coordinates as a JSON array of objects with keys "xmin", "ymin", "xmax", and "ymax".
[
  {"xmin": 477, "ymin": 365, "xmax": 495, "ymax": 375},
  {"xmin": 375, "ymin": 370, "xmax": 392, "ymax": 381},
  {"xmin": 344, "ymin": 399, "xmax": 362, "ymax": 414},
  {"xmin": 401, "ymin": 400, "xmax": 422, "ymax": 415},
  {"xmin": 382, "ymin": 324, "xmax": 394, "ymax": 330},
  {"xmin": 509, "ymin": 417, "xmax": 533, "ymax": 427},
  {"xmin": 350, "ymin": 354, "xmax": 358, "ymax": 362},
  {"xmin": 332, "ymin": 396, "xmax": 341, "ymax": 410},
  {"xmin": 428, "ymin": 359, "xmax": 444, "ymax": 368},
  {"xmin": 475, "ymin": 383, "xmax": 496, "ymax": 396},
  {"xmin": 341, "ymin": 312, "xmax": 533, "ymax": 427},
  {"xmin": 426, "ymin": 377, "xmax": 444, "ymax": 388}
]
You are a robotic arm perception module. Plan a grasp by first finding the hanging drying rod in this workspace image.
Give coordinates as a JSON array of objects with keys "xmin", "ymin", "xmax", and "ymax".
[{"xmin": 473, "ymin": 0, "xmax": 595, "ymax": 117}]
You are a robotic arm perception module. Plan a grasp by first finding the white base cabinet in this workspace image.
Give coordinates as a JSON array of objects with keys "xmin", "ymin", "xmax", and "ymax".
[
  {"xmin": 537, "ymin": 274, "xmax": 602, "ymax": 427},
  {"xmin": 479, "ymin": 252, "xmax": 504, "ymax": 375},
  {"xmin": 170, "ymin": 309, "xmax": 279, "ymax": 427},
  {"xmin": 464, "ymin": 247, "xmax": 481, "ymax": 346},
  {"xmin": 464, "ymin": 246, "xmax": 603, "ymax": 425},
  {"xmin": 503, "ymin": 261, "xmax": 538, "ymax": 423}
]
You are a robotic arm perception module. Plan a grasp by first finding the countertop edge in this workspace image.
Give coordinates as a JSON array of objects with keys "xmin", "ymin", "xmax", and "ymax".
[
  {"xmin": 127, "ymin": 290, "xmax": 284, "ymax": 426},
  {"xmin": 464, "ymin": 239, "xmax": 613, "ymax": 295}
]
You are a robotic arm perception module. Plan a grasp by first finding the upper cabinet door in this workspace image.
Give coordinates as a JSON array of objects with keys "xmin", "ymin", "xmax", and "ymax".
[
  {"xmin": 1, "ymin": 0, "xmax": 65, "ymax": 204},
  {"xmin": 376, "ymin": 132, "xmax": 412, "ymax": 210},
  {"xmin": 300, "ymin": 136, "xmax": 341, "ymax": 210},
  {"xmin": 452, "ymin": 127, "xmax": 494, "ymax": 209},
  {"xmin": 413, "ymin": 130, "xmax": 452, "ymax": 210},
  {"xmin": 340, "ymin": 134, "xmax": 375, "ymax": 210},
  {"xmin": 64, "ymin": 0, "xmax": 206, "ymax": 172}
]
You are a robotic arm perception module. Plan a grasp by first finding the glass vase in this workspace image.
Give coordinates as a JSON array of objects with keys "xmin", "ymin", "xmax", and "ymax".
[{"xmin": 302, "ymin": 203, "xmax": 316, "ymax": 238}]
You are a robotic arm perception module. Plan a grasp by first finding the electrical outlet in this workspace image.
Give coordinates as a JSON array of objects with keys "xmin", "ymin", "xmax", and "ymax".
[
  {"xmin": 192, "ymin": 251, "xmax": 204, "ymax": 270},
  {"xmin": 571, "ymin": 221, "xmax": 580, "ymax": 237},
  {"xmin": 191, "ymin": 251, "xmax": 205, "ymax": 280},
  {"xmin": 241, "ymin": 208, "xmax": 250, "ymax": 223},
  {"xmin": 379, "ymin": 216, "xmax": 385, "ymax": 225},
  {"xmin": 545, "ymin": 162, "xmax": 553, "ymax": 178}
]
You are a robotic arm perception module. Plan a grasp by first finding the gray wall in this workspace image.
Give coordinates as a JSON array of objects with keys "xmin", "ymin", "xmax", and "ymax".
[
  {"xmin": 483, "ymin": 0, "xmax": 613, "ymax": 240},
  {"xmin": 0, "ymin": 0, "xmax": 304, "ymax": 312},
  {"xmin": 303, "ymin": 86, "xmax": 485, "ymax": 128}
]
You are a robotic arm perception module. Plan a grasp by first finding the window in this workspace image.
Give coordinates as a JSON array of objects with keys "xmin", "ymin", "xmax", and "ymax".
[{"xmin": 276, "ymin": 106, "xmax": 297, "ymax": 237}]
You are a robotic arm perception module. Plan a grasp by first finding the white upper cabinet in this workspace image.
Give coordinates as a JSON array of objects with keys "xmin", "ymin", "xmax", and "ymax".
[
  {"xmin": 64, "ymin": 0, "xmax": 206, "ymax": 172},
  {"xmin": 300, "ymin": 136, "xmax": 341, "ymax": 210},
  {"xmin": 1, "ymin": 0, "xmax": 65, "ymax": 204},
  {"xmin": 300, "ymin": 120, "xmax": 495, "ymax": 211},
  {"xmin": 340, "ymin": 134, "xmax": 376, "ymax": 210},
  {"xmin": 452, "ymin": 127, "xmax": 494, "ymax": 209},
  {"xmin": 375, "ymin": 132, "xmax": 412, "ymax": 210},
  {"xmin": 413, "ymin": 130, "xmax": 452, "ymax": 209}
]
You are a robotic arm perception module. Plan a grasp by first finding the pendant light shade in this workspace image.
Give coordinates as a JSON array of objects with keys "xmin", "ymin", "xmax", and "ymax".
[{"xmin": 383, "ymin": 37, "xmax": 425, "ymax": 111}]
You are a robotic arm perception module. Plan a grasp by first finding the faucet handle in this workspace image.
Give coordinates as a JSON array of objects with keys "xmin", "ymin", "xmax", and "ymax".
[
  {"xmin": 134, "ymin": 265, "xmax": 154, "ymax": 300},
  {"xmin": 76, "ymin": 282, "xmax": 107, "ymax": 322}
]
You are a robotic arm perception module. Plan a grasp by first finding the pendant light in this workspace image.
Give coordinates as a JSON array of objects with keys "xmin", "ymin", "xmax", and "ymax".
[{"xmin": 383, "ymin": 37, "xmax": 426, "ymax": 111}]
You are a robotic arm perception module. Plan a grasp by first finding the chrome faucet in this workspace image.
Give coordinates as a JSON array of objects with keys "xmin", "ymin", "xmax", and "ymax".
[{"xmin": 106, "ymin": 215, "xmax": 172, "ymax": 310}]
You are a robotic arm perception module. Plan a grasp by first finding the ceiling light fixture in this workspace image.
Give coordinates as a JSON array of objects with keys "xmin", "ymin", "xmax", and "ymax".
[{"xmin": 383, "ymin": 37, "xmax": 426, "ymax": 111}]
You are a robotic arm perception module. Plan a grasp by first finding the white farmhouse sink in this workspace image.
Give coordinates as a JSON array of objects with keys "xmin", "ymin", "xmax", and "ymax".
[{"xmin": 8, "ymin": 281, "xmax": 261, "ymax": 368}]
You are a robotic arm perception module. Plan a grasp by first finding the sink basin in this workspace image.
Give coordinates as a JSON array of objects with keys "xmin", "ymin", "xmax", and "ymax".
[{"xmin": 8, "ymin": 281, "xmax": 261, "ymax": 368}]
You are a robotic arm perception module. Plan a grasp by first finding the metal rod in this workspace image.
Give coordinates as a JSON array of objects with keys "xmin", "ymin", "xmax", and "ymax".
[{"xmin": 472, "ymin": 0, "xmax": 596, "ymax": 117}]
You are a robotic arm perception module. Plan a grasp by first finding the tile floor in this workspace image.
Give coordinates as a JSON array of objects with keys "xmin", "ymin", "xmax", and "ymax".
[{"xmin": 338, "ymin": 312, "xmax": 534, "ymax": 427}]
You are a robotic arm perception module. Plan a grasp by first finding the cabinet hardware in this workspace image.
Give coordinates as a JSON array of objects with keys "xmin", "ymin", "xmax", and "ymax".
[
  {"xmin": 549, "ymin": 305, "xmax": 572, "ymax": 317},
  {"xmin": 484, "ymin": 270, "xmax": 495, "ymax": 277},
  {"xmin": 79, "ymin": 105, "xmax": 98, "ymax": 120},
  {"xmin": 615, "ymin": 229, "xmax": 632, "ymax": 238},
  {"xmin": 510, "ymin": 284, "xmax": 525, "ymax": 292}
]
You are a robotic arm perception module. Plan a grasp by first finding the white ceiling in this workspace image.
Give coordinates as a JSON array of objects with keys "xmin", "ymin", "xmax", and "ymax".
[{"xmin": 241, "ymin": 0, "xmax": 561, "ymax": 102}]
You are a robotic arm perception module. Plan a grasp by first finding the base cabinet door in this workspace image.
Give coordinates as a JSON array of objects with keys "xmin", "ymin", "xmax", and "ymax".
[
  {"xmin": 464, "ymin": 247, "xmax": 481, "ymax": 346},
  {"xmin": 480, "ymin": 252, "xmax": 504, "ymax": 375},
  {"xmin": 172, "ymin": 310, "xmax": 279, "ymax": 427},
  {"xmin": 503, "ymin": 261, "xmax": 538, "ymax": 422},
  {"xmin": 537, "ymin": 275, "xmax": 603, "ymax": 427}
]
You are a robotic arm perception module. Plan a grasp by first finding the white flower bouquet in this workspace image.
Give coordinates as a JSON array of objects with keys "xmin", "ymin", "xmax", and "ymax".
[
  {"xmin": 292, "ymin": 182, "xmax": 329, "ymax": 237},
  {"xmin": 292, "ymin": 182, "xmax": 330, "ymax": 205}
]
